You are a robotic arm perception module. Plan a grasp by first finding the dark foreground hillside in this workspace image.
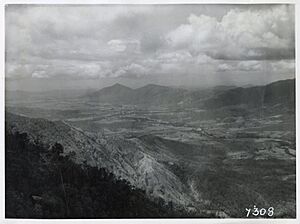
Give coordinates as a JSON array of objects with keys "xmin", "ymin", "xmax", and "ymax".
[{"xmin": 5, "ymin": 129, "xmax": 179, "ymax": 218}]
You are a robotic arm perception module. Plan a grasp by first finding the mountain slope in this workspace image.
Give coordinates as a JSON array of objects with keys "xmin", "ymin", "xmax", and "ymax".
[
  {"xmin": 203, "ymin": 79, "xmax": 295, "ymax": 109},
  {"xmin": 5, "ymin": 130, "xmax": 177, "ymax": 218},
  {"xmin": 85, "ymin": 83, "xmax": 134, "ymax": 104},
  {"xmin": 5, "ymin": 112, "xmax": 194, "ymax": 209},
  {"xmin": 134, "ymin": 84, "xmax": 188, "ymax": 106}
]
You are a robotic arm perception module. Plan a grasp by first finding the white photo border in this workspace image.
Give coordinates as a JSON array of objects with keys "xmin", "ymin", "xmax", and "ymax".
[{"xmin": 0, "ymin": 0, "xmax": 298, "ymax": 223}]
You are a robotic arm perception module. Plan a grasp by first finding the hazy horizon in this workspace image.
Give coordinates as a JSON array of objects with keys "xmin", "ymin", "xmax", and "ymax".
[{"xmin": 5, "ymin": 77, "xmax": 296, "ymax": 93}]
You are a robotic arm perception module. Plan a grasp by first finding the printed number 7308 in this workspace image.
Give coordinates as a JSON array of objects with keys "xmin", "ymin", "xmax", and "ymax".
[{"xmin": 245, "ymin": 206, "xmax": 274, "ymax": 217}]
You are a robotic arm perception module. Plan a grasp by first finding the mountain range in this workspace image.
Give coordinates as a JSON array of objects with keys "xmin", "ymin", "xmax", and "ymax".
[
  {"xmin": 204, "ymin": 79, "xmax": 295, "ymax": 109},
  {"xmin": 85, "ymin": 83, "xmax": 188, "ymax": 106},
  {"xmin": 85, "ymin": 79, "xmax": 295, "ymax": 109}
]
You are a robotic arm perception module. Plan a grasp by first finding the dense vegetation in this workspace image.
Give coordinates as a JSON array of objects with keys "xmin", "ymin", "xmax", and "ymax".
[
  {"xmin": 192, "ymin": 155, "xmax": 296, "ymax": 218},
  {"xmin": 5, "ymin": 129, "xmax": 178, "ymax": 218}
]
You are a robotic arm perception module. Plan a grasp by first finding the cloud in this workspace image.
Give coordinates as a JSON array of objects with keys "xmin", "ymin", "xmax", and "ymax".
[
  {"xmin": 108, "ymin": 40, "xmax": 127, "ymax": 52},
  {"xmin": 6, "ymin": 63, "xmax": 35, "ymax": 79},
  {"xmin": 157, "ymin": 50, "xmax": 193, "ymax": 64},
  {"xmin": 166, "ymin": 5, "xmax": 294, "ymax": 60},
  {"xmin": 215, "ymin": 59, "xmax": 295, "ymax": 74},
  {"xmin": 112, "ymin": 63, "xmax": 148, "ymax": 78},
  {"xmin": 196, "ymin": 54, "xmax": 216, "ymax": 64},
  {"xmin": 217, "ymin": 63, "xmax": 234, "ymax": 72},
  {"xmin": 237, "ymin": 61, "xmax": 262, "ymax": 71},
  {"xmin": 217, "ymin": 61, "xmax": 263, "ymax": 72},
  {"xmin": 107, "ymin": 39, "xmax": 140, "ymax": 53},
  {"xmin": 271, "ymin": 60, "xmax": 295, "ymax": 72},
  {"xmin": 6, "ymin": 60, "xmax": 113, "ymax": 80},
  {"xmin": 31, "ymin": 70, "xmax": 49, "ymax": 78},
  {"xmin": 5, "ymin": 5, "xmax": 148, "ymax": 63}
]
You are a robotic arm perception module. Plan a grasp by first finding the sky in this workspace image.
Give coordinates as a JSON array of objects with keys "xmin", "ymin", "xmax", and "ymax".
[{"xmin": 5, "ymin": 4, "xmax": 295, "ymax": 91}]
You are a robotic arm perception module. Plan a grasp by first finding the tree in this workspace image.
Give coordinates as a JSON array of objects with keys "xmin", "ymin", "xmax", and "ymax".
[{"xmin": 51, "ymin": 143, "xmax": 64, "ymax": 156}]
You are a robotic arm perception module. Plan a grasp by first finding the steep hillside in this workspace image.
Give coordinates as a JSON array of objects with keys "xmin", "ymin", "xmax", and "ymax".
[
  {"xmin": 5, "ymin": 130, "xmax": 178, "ymax": 218},
  {"xmin": 5, "ymin": 112, "xmax": 194, "ymax": 209}
]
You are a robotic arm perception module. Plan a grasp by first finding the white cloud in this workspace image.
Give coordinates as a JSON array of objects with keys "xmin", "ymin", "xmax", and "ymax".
[
  {"xmin": 6, "ymin": 60, "xmax": 113, "ymax": 80},
  {"xmin": 216, "ymin": 61, "xmax": 262, "ymax": 72},
  {"xmin": 271, "ymin": 60, "xmax": 295, "ymax": 72},
  {"xmin": 112, "ymin": 63, "xmax": 148, "ymax": 78},
  {"xmin": 108, "ymin": 40, "xmax": 127, "ymax": 52},
  {"xmin": 32, "ymin": 70, "xmax": 49, "ymax": 78},
  {"xmin": 157, "ymin": 50, "xmax": 193, "ymax": 64},
  {"xmin": 217, "ymin": 63, "xmax": 234, "ymax": 72},
  {"xmin": 237, "ymin": 61, "xmax": 262, "ymax": 71},
  {"xmin": 166, "ymin": 5, "xmax": 294, "ymax": 60},
  {"xmin": 196, "ymin": 54, "xmax": 216, "ymax": 64},
  {"xmin": 107, "ymin": 39, "xmax": 140, "ymax": 53}
]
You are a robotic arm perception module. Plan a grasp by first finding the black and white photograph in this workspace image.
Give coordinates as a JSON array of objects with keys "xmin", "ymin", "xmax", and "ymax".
[{"xmin": 3, "ymin": 2, "xmax": 297, "ymax": 219}]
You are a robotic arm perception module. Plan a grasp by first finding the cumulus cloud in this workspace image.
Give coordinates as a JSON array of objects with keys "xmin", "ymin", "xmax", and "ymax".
[{"xmin": 166, "ymin": 5, "xmax": 294, "ymax": 60}]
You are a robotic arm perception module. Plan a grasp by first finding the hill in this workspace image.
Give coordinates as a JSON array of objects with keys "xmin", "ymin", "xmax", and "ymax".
[
  {"xmin": 5, "ymin": 112, "xmax": 194, "ymax": 210},
  {"xmin": 203, "ymin": 79, "xmax": 295, "ymax": 109},
  {"xmin": 85, "ymin": 83, "xmax": 134, "ymax": 104},
  {"xmin": 5, "ymin": 129, "xmax": 178, "ymax": 218}
]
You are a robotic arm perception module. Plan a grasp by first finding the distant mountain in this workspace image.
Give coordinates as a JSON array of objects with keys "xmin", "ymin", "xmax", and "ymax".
[
  {"xmin": 203, "ymin": 79, "xmax": 295, "ymax": 109},
  {"xmin": 83, "ymin": 79, "xmax": 295, "ymax": 109},
  {"xmin": 86, "ymin": 83, "xmax": 134, "ymax": 103},
  {"xmin": 264, "ymin": 79, "xmax": 295, "ymax": 106},
  {"xmin": 134, "ymin": 84, "xmax": 188, "ymax": 106},
  {"xmin": 85, "ymin": 83, "xmax": 188, "ymax": 106}
]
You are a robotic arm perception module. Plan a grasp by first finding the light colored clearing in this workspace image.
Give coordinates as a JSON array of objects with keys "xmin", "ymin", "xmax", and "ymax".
[
  {"xmin": 227, "ymin": 151, "xmax": 253, "ymax": 160},
  {"xmin": 66, "ymin": 116, "xmax": 98, "ymax": 122}
]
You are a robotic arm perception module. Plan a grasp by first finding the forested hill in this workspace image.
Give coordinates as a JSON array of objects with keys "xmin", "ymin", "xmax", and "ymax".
[{"xmin": 5, "ymin": 129, "xmax": 180, "ymax": 218}]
